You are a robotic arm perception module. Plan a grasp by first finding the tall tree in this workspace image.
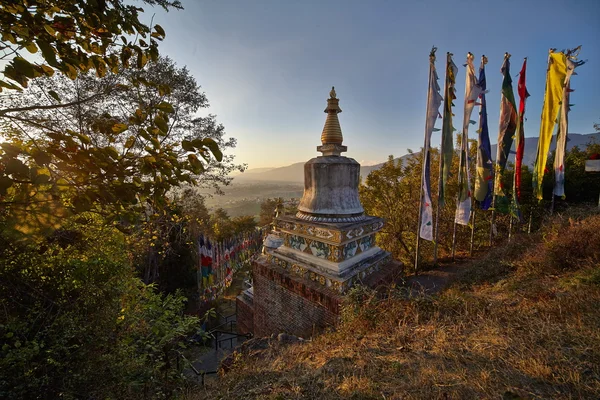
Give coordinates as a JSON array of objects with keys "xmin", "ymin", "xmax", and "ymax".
[
  {"xmin": 0, "ymin": 0, "xmax": 181, "ymax": 90},
  {"xmin": 0, "ymin": 57, "xmax": 234, "ymax": 237}
]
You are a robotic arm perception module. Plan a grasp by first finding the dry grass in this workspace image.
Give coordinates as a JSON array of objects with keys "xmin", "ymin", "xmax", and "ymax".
[{"xmin": 188, "ymin": 209, "xmax": 600, "ymax": 399}]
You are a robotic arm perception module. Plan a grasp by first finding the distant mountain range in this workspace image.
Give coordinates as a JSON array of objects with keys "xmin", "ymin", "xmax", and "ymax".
[{"xmin": 234, "ymin": 133, "xmax": 600, "ymax": 183}]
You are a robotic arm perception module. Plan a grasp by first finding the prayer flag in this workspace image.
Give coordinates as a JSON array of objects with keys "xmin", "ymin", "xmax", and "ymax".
[
  {"xmin": 439, "ymin": 53, "xmax": 458, "ymax": 208},
  {"xmin": 474, "ymin": 56, "xmax": 493, "ymax": 210},
  {"xmin": 455, "ymin": 53, "xmax": 482, "ymax": 225},
  {"xmin": 494, "ymin": 54, "xmax": 518, "ymax": 213},
  {"xmin": 419, "ymin": 48, "xmax": 443, "ymax": 240},
  {"xmin": 533, "ymin": 51, "xmax": 568, "ymax": 200}
]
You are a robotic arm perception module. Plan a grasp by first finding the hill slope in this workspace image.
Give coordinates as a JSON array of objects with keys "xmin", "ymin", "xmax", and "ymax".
[
  {"xmin": 234, "ymin": 133, "xmax": 600, "ymax": 183},
  {"xmin": 190, "ymin": 208, "xmax": 600, "ymax": 399}
]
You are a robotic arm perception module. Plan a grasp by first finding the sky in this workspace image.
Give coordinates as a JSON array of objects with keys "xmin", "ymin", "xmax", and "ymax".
[{"xmin": 148, "ymin": 0, "xmax": 600, "ymax": 169}]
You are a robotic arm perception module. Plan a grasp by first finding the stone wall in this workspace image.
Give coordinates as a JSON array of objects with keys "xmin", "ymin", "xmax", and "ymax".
[
  {"xmin": 236, "ymin": 293, "xmax": 254, "ymax": 335},
  {"xmin": 252, "ymin": 258, "xmax": 343, "ymax": 338}
]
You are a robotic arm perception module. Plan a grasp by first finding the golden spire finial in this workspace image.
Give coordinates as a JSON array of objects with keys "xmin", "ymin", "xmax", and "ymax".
[{"xmin": 321, "ymin": 86, "xmax": 343, "ymax": 146}]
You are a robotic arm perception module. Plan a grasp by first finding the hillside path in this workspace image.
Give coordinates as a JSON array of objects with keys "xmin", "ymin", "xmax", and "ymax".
[{"xmin": 403, "ymin": 261, "xmax": 469, "ymax": 295}]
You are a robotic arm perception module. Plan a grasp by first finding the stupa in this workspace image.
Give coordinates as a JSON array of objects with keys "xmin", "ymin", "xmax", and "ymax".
[{"xmin": 238, "ymin": 88, "xmax": 399, "ymax": 338}]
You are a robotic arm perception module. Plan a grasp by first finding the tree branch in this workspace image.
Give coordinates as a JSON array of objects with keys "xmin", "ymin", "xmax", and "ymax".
[{"xmin": 0, "ymin": 89, "xmax": 112, "ymax": 116}]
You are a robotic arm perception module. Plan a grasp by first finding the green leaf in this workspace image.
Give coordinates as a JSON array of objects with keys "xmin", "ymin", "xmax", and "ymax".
[
  {"xmin": 153, "ymin": 24, "xmax": 166, "ymax": 39},
  {"xmin": 105, "ymin": 147, "xmax": 119, "ymax": 160},
  {"xmin": 203, "ymin": 138, "xmax": 223, "ymax": 162},
  {"xmin": 1, "ymin": 143, "xmax": 22, "ymax": 157},
  {"xmin": 181, "ymin": 140, "xmax": 195, "ymax": 152},
  {"xmin": 124, "ymin": 136, "xmax": 136, "ymax": 149},
  {"xmin": 25, "ymin": 42, "xmax": 38, "ymax": 53},
  {"xmin": 154, "ymin": 116, "xmax": 168, "ymax": 133},
  {"xmin": 138, "ymin": 128, "xmax": 151, "ymax": 141},
  {"xmin": 157, "ymin": 102, "xmax": 174, "ymax": 113},
  {"xmin": 2, "ymin": 32, "xmax": 16, "ymax": 44},
  {"xmin": 0, "ymin": 176, "xmax": 13, "ymax": 195},
  {"xmin": 48, "ymin": 90, "xmax": 60, "ymax": 102},
  {"xmin": 13, "ymin": 57, "xmax": 35, "ymax": 79},
  {"xmin": 40, "ymin": 65, "xmax": 55, "ymax": 77},
  {"xmin": 4, "ymin": 65, "xmax": 28, "ymax": 88},
  {"xmin": 72, "ymin": 195, "xmax": 91, "ymax": 213},
  {"xmin": 77, "ymin": 134, "xmax": 91, "ymax": 144},
  {"xmin": 137, "ymin": 50, "xmax": 148, "ymax": 69},
  {"xmin": 44, "ymin": 24, "xmax": 56, "ymax": 36},
  {"xmin": 33, "ymin": 173, "xmax": 51, "ymax": 184},
  {"xmin": 112, "ymin": 123, "xmax": 128, "ymax": 134},
  {"xmin": 12, "ymin": 25, "xmax": 29, "ymax": 38},
  {"xmin": 5, "ymin": 158, "xmax": 30, "ymax": 178},
  {"xmin": 63, "ymin": 63, "xmax": 78, "ymax": 80},
  {"xmin": 188, "ymin": 154, "xmax": 204, "ymax": 173},
  {"xmin": 0, "ymin": 80, "xmax": 23, "ymax": 91},
  {"xmin": 32, "ymin": 150, "xmax": 52, "ymax": 165},
  {"xmin": 37, "ymin": 40, "xmax": 58, "ymax": 66}
]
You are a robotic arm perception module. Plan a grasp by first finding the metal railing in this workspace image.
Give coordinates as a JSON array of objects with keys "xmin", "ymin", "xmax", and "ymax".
[
  {"xmin": 212, "ymin": 330, "xmax": 253, "ymax": 350},
  {"xmin": 176, "ymin": 351, "xmax": 219, "ymax": 386}
]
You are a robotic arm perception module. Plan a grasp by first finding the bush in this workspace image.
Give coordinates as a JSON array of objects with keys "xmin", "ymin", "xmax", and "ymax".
[{"xmin": 0, "ymin": 218, "xmax": 201, "ymax": 399}]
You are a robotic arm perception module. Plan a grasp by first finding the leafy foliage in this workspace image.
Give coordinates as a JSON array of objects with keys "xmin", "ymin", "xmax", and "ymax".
[
  {"xmin": 0, "ymin": 0, "xmax": 182, "ymax": 90},
  {"xmin": 258, "ymin": 197, "xmax": 298, "ymax": 227},
  {"xmin": 359, "ymin": 139, "xmax": 600, "ymax": 266},
  {"xmin": 0, "ymin": 217, "xmax": 200, "ymax": 399},
  {"xmin": 209, "ymin": 208, "xmax": 258, "ymax": 242},
  {"xmin": 546, "ymin": 140, "xmax": 600, "ymax": 207},
  {"xmin": 0, "ymin": 57, "xmax": 241, "ymax": 237}
]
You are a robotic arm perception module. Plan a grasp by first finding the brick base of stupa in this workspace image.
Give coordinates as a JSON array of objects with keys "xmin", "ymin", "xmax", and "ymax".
[{"xmin": 250, "ymin": 253, "xmax": 402, "ymax": 338}]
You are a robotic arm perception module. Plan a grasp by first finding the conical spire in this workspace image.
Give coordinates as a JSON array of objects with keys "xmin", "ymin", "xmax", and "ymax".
[
  {"xmin": 321, "ymin": 86, "xmax": 343, "ymax": 145},
  {"xmin": 317, "ymin": 87, "xmax": 347, "ymax": 156}
]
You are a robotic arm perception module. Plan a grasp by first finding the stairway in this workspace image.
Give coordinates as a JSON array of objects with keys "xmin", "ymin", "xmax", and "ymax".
[{"xmin": 184, "ymin": 303, "xmax": 250, "ymax": 384}]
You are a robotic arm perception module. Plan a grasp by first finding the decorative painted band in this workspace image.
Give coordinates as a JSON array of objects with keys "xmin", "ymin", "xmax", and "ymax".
[{"xmin": 295, "ymin": 211, "xmax": 367, "ymax": 223}]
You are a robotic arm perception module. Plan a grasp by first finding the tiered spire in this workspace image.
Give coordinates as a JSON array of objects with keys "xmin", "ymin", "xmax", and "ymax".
[{"xmin": 318, "ymin": 87, "xmax": 347, "ymax": 156}]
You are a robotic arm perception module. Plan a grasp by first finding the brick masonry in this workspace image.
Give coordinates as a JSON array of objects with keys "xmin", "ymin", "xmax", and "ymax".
[
  {"xmin": 252, "ymin": 257, "xmax": 343, "ymax": 338},
  {"xmin": 251, "ymin": 256, "xmax": 401, "ymax": 338},
  {"xmin": 236, "ymin": 294, "xmax": 254, "ymax": 335}
]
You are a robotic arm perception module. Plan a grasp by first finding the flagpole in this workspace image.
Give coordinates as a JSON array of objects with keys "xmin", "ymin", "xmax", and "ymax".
[
  {"xmin": 415, "ymin": 48, "xmax": 437, "ymax": 275},
  {"xmin": 550, "ymin": 185, "xmax": 555, "ymax": 215},
  {"xmin": 433, "ymin": 178, "xmax": 442, "ymax": 265},
  {"xmin": 434, "ymin": 53, "xmax": 453, "ymax": 265},
  {"xmin": 489, "ymin": 194, "xmax": 496, "ymax": 246},
  {"xmin": 508, "ymin": 213, "xmax": 513, "ymax": 242},
  {"xmin": 470, "ymin": 115, "xmax": 482, "ymax": 257},
  {"xmin": 451, "ymin": 132, "xmax": 463, "ymax": 260},
  {"xmin": 469, "ymin": 208, "xmax": 476, "ymax": 256},
  {"xmin": 451, "ymin": 217, "xmax": 458, "ymax": 260}
]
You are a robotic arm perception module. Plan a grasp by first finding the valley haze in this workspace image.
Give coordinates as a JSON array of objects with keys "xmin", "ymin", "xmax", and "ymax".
[{"xmin": 209, "ymin": 133, "xmax": 599, "ymax": 217}]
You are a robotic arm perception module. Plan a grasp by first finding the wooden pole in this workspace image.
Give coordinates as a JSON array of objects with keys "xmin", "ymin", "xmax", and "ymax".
[
  {"xmin": 451, "ymin": 218, "xmax": 458, "ymax": 260},
  {"xmin": 469, "ymin": 209, "xmax": 476, "ymax": 256}
]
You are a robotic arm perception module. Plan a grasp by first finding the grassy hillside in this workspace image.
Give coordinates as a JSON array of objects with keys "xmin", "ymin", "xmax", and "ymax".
[{"xmin": 189, "ymin": 208, "xmax": 600, "ymax": 399}]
